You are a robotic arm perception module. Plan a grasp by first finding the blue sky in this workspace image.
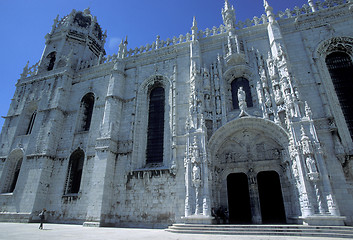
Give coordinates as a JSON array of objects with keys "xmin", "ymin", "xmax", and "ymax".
[{"xmin": 0, "ymin": 0, "xmax": 308, "ymax": 130}]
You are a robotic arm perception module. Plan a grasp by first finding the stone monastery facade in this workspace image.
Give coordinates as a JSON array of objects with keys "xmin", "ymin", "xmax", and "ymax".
[{"xmin": 1, "ymin": 0, "xmax": 353, "ymax": 227}]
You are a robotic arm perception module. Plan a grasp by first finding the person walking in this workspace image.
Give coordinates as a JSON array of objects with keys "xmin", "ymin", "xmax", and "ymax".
[{"xmin": 38, "ymin": 208, "xmax": 46, "ymax": 230}]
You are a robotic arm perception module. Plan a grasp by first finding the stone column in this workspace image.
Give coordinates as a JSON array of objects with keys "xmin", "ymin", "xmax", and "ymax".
[
  {"xmin": 201, "ymin": 136, "xmax": 211, "ymax": 216},
  {"xmin": 248, "ymin": 168, "xmax": 262, "ymax": 224}
]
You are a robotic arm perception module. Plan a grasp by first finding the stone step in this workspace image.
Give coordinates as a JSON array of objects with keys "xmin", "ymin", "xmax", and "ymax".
[{"xmin": 166, "ymin": 224, "xmax": 353, "ymax": 238}]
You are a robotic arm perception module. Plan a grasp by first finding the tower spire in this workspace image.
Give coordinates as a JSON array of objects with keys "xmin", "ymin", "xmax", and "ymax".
[{"xmin": 222, "ymin": 0, "xmax": 236, "ymax": 31}]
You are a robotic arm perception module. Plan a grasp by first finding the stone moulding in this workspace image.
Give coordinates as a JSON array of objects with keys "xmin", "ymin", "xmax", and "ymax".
[{"xmin": 128, "ymin": 166, "xmax": 175, "ymax": 180}]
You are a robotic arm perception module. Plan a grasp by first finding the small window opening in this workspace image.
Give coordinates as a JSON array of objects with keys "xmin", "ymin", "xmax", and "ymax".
[
  {"xmin": 80, "ymin": 93, "xmax": 95, "ymax": 132},
  {"xmin": 47, "ymin": 52, "xmax": 56, "ymax": 71},
  {"xmin": 26, "ymin": 111, "xmax": 37, "ymax": 135}
]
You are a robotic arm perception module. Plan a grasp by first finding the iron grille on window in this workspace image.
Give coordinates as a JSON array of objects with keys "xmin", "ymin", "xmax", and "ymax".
[
  {"xmin": 326, "ymin": 52, "xmax": 353, "ymax": 139},
  {"xmin": 146, "ymin": 87, "xmax": 165, "ymax": 164}
]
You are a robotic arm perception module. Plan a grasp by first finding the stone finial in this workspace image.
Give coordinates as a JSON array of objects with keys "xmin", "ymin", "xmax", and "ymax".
[
  {"xmin": 50, "ymin": 15, "xmax": 59, "ymax": 34},
  {"xmin": 222, "ymin": 0, "xmax": 236, "ymax": 30},
  {"xmin": 84, "ymin": 7, "xmax": 91, "ymax": 15},
  {"xmin": 21, "ymin": 61, "xmax": 29, "ymax": 78},
  {"xmin": 155, "ymin": 35, "xmax": 160, "ymax": 49},
  {"xmin": 300, "ymin": 125, "xmax": 309, "ymax": 141},
  {"xmin": 308, "ymin": 0, "xmax": 317, "ymax": 12},
  {"xmin": 191, "ymin": 16, "xmax": 198, "ymax": 41},
  {"xmin": 192, "ymin": 16, "xmax": 197, "ymax": 30},
  {"xmin": 224, "ymin": 0, "xmax": 230, "ymax": 10},
  {"xmin": 264, "ymin": 0, "xmax": 275, "ymax": 23},
  {"xmin": 305, "ymin": 102, "xmax": 313, "ymax": 119},
  {"xmin": 118, "ymin": 39, "xmax": 124, "ymax": 58}
]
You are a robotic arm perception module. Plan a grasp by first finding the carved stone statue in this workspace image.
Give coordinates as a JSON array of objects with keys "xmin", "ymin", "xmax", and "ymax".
[
  {"xmin": 237, "ymin": 87, "xmax": 247, "ymax": 114},
  {"xmin": 192, "ymin": 164, "xmax": 201, "ymax": 186},
  {"xmin": 305, "ymin": 156, "xmax": 318, "ymax": 174},
  {"xmin": 204, "ymin": 94, "xmax": 211, "ymax": 112}
]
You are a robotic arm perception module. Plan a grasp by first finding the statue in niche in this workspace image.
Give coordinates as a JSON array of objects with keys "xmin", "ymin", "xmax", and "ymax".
[
  {"xmin": 192, "ymin": 164, "xmax": 201, "ymax": 186},
  {"xmin": 277, "ymin": 44, "xmax": 287, "ymax": 67},
  {"xmin": 260, "ymin": 67, "xmax": 267, "ymax": 83},
  {"xmin": 267, "ymin": 53, "xmax": 277, "ymax": 78},
  {"xmin": 238, "ymin": 87, "xmax": 247, "ymax": 115},
  {"xmin": 305, "ymin": 102, "xmax": 313, "ymax": 119},
  {"xmin": 204, "ymin": 94, "xmax": 211, "ymax": 113},
  {"xmin": 305, "ymin": 156, "xmax": 318, "ymax": 174},
  {"xmin": 203, "ymin": 71, "xmax": 211, "ymax": 90},
  {"xmin": 301, "ymin": 138, "xmax": 313, "ymax": 156},
  {"xmin": 216, "ymin": 96, "xmax": 222, "ymax": 115},
  {"xmin": 274, "ymin": 87, "xmax": 283, "ymax": 105},
  {"xmin": 214, "ymin": 74, "xmax": 220, "ymax": 91},
  {"xmin": 264, "ymin": 89, "xmax": 272, "ymax": 107},
  {"xmin": 248, "ymin": 168, "xmax": 257, "ymax": 185}
]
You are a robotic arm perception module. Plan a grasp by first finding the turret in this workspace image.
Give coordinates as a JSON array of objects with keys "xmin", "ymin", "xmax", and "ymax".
[{"xmin": 38, "ymin": 8, "xmax": 106, "ymax": 73}]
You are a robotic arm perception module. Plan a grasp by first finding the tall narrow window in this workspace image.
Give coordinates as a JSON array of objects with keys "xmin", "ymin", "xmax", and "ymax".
[
  {"xmin": 47, "ymin": 52, "xmax": 56, "ymax": 71},
  {"xmin": 26, "ymin": 110, "xmax": 37, "ymax": 135},
  {"xmin": 1, "ymin": 157, "xmax": 23, "ymax": 193},
  {"xmin": 326, "ymin": 52, "xmax": 353, "ymax": 139},
  {"xmin": 79, "ymin": 93, "xmax": 95, "ymax": 132},
  {"xmin": 231, "ymin": 77, "xmax": 253, "ymax": 109},
  {"xmin": 65, "ymin": 149, "xmax": 84, "ymax": 194},
  {"xmin": 146, "ymin": 87, "xmax": 165, "ymax": 164},
  {"xmin": 8, "ymin": 159, "xmax": 22, "ymax": 193}
]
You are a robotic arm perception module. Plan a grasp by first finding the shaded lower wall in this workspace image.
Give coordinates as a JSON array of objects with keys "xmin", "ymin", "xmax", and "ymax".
[{"xmin": 101, "ymin": 169, "xmax": 183, "ymax": 228}]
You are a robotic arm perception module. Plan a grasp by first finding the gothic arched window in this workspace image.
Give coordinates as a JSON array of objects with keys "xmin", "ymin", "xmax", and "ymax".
[
  {"xmin": 79, "ymin": 93, "xmax": 95, "ymax": 132},
  {"xmin": 65, "ymin": 149, "xmax": 84, "ymax": 194},
  {"xmin": 146, "ymin": 86, "xmax": 165, "ymax": 164},
  {"xmin": 326, "ymin": 52, "xmax": 353, "ymax": 138},
  {"xmin": 46, "ymin": 52, "xmax": 56, "ymax": 71},
  {"xmin": 26, "ymin": 110, "xmax": 37, "ymax": 135},
  {"xmin": 1, "ymin": 155, "xmax": 23, "ymax": 193},
  {"xmin": 231, "ymin": 77, "xmax": 253, "ymax": 109}
]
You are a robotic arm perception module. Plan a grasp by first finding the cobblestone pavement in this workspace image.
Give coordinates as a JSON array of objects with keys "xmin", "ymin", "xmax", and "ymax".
[{"xmin": 0, "ymin": 223, "xmax": 348, "ymax": 240}]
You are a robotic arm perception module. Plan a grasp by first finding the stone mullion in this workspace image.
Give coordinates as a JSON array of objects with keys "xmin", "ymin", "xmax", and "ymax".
[{"xmin": 248, "ymin": 180, "xmax": 262, "ymax": 224}]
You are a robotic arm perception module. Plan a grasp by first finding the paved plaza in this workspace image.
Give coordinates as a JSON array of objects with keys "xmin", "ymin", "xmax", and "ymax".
[{"xmin": 0, "ymin": 222, "xmax": 349, "ymax": 240}]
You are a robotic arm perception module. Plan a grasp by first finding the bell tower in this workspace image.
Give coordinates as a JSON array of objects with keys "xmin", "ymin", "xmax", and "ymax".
[{"xmin": 38, "ymin": 8, "xmax": 106, "ymax": 72}]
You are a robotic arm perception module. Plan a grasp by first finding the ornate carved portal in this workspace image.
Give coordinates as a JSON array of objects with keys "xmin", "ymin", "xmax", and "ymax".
[{"xmin": 211, "ymin": 128, "xmax": 299, "ymax": 224}]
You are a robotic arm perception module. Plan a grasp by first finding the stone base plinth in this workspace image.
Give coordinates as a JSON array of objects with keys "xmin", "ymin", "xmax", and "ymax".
[
  {"xmin": 300, "ymin": 215, "xmax": 346, "ymax": 226},
  {"xmin": 0, "ymin": 212, "xmax": 31, "ymax": 223},
  {"xmin": 181, "ymin": 215, "xmax": 214, "ymax": 224},
  {"xmin": 83, "ymin": 221, "xmax": 100, "ymax": 227}
]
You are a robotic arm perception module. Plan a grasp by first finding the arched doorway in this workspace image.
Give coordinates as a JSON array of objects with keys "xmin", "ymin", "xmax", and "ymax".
[
  {"xmin": 227, "ymin": 173, "xmax": 252, "ymax": 224},
  {"xmin": 209, "ymin": 118, "xmax": 297, "ymax": 225},
  {"xmin": 257, "ymin": 171, "xmax": 286, "ymax": 224}
]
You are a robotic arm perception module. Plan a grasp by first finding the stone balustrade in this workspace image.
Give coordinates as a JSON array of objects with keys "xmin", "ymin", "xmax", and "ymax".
[{"xmin": 25, "ymin": 0, "xmax": 350, "ymax": 75}]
